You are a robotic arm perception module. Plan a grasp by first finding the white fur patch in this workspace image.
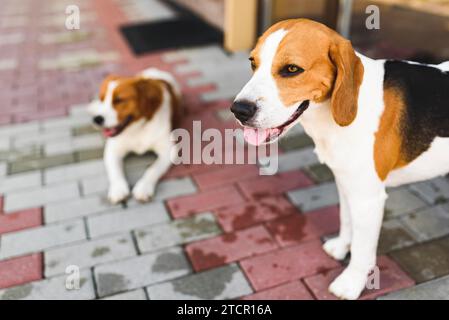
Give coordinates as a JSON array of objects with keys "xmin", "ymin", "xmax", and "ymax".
[{"xmin": 235, "ymin": 29, "xmax": 299, "ymax": 129}]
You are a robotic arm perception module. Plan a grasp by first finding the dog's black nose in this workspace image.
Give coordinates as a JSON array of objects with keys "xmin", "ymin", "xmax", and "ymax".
[
  {"xmin": 93, "ymin": 115, "xmax": 104, "ymax": 126},
  {"xmin": 230, "ymin": 101, "xmax": 257, "ymax": 123}
]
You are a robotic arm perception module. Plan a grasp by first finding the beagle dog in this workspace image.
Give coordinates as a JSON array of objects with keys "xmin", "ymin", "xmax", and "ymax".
[
  {"xmin": 232, "ymin": 19, "xmax": 449, "ymax": 300},
  {"xmin": 89, "ymin": 68, "xmax": 181, "ymax": 204}
]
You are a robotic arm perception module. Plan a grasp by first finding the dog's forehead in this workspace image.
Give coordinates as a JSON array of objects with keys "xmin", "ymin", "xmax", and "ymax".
[{"xmin": 253, "ymin": 19, "xmax": 335, "ymax": 66}]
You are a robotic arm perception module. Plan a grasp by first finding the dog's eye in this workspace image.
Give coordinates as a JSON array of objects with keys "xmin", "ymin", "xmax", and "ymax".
[
  {"xmin": 113, "ymin": 97, "xmax": 124, "ymax": 104},
  {"xmin": 280, "ymin": 64, "xmax": 304, "ymax": 77},
  {"xmin": 249, "ymin": 57, "xmax": 257, "ymax": 71}
]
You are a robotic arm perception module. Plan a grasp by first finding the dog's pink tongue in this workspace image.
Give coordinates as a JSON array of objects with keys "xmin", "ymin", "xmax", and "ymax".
[
  {"xmin": 243, "ymin": 128, "xmax": 278, "ymax": 146},
  {"xmin": 102, "ymin": 128, "xmax": 117, "ymax": 138}
]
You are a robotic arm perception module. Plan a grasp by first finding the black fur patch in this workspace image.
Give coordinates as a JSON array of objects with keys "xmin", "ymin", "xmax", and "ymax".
[{"xmin": 384, "ymin": 60, "xmax": 449, "ymax": 162}]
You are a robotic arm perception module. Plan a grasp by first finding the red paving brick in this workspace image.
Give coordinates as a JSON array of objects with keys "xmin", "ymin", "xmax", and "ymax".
[
  {"xmin": 240, "ymin": 240, "xmax": 341, "ymax": 291},
  {"xmin": 0, "ymin": 254, "xmax": 43, "ymax": 289},
  {"xmin": 242, "ymin": 281, "xmax": 314, "ymax": 300},
  {"xmin": 266, "ymin": 206, "xmax": 339, "ymax": 247},
  {"xmin": 215, "ymin": 195, "xmax": 298, "ymax": 232},
  {"xmin": 186, "ymin": 225, "xmax": 278, "ymax": 271},
  {"xmin": 167, "ymin": 186, "xmax": 246, "ymax": 219},
  {"xmin": 237, "ymin": 170, "xmax": 314, "ymax": 200},
  {"xmin": 0, "ymin": 208, "xmax": 43, "ymax": 235},
  {"xmin": 303, "ymin": 256, "xmax": 415, "ymax": 300},
  {"xmin": 193, "ymin": 165, "xmax": 260, "ymax": 190}
]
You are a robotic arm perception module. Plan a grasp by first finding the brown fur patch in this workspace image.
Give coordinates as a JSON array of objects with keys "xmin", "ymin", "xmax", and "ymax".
[
  {"xmin": 374, "ymin": 86, "xmax": 408, "ymax": 180},
  {"xmin": 99, "ymin": 75, "xmax": 120, "ymax": 101},
  {"xmin": 111, "ymin": 77, "xmax": 164, "ymax": 125}
]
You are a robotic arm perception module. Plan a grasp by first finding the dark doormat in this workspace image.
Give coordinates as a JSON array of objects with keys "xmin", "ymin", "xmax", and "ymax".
[{"xmin": 120, "ymin": 1, "xmax": 223, "ymax": 55}]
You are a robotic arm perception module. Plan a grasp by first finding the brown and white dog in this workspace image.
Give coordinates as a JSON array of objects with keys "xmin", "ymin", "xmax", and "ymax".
[
  {"xmin": 88, "ymin": 68, "xmax": 181, "ymax": 204},
  {"xmin": 232, "ymin": 19, "xmax": 449, "ymax": 299}
]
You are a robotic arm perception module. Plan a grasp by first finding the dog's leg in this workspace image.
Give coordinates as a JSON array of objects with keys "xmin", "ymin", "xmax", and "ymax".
[
  {"xmin": 328, "ymin": 178, "xmax": 387, "ymax": 300},
  {"xmin": 323, "ymin": 179, "xmax": 352, "ymax": 260},
  {"xmin": 132, "ymin": 138, "xmax": 173, "ymax": 202},
  {"xmin": 104, "ymin": 140, "xmax": 130, "ymax": 204}
]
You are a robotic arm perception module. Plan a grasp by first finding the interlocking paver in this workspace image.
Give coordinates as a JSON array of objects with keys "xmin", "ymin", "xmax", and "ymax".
[
  {"xmin": 147, "ymin": 264, "xmax": 252, "ymax": 300},
  {"xmin": 167, "ymin": 186, "xmax": 246, "ymax": 219},
  {"xmin": 259, "ymin": 147, "xmax": 318, "ymax": 174},
  {"xmin": 102, "ymin": 289, "xmax": 147, "ymax": 300},
  {"xmin": 87, "ymin": 202, "xmax": 170, "ymax": 238},
  {"xmin": 409, "ymin": 177, "xmax": 449, "ymax": 205},
  {"xmin": 0, "ymin": 270, "xmax": 95, "ymax": 300},
  {"xmin": 242, "ymin": 281, "xmax": 314, "ymax": 300},
  {"xmin": 379, "ymin": 275, "xmax": 449, "ymax": 300},
  {"xmin": 0, "ymin": 208, "xmax": 42, "ymax": 235},
  {"xmin": 266, "ymin": 206, "xmax": 339, "ymax": 247},
  {"xmin": 288, "ymin": 182, "xmax": 339, "ymax": 212},
  {"xmin": 135, "ymin": 212, "xmax": 222, "ymax": 253},
  {"xmin": 186, "ymin": 225, "xmax": 278, "ymax": 272},
  {"xmin": 0, "ymin": 219, "xmax": 86, "ymax": 260},
  {"xmin": 8, "ymin": 153, "xmax": 76, "ymax": 175},
  {"xmin": 44, "ymin": 195, "xmax": 109, "ymax": 223},
  {"xmin": 390, "ymin": 236, "xmax": 449, "ymax": 283},
  {"xmin": 240, "ymin": 240, "xmax": 340, "ymax": 291},
  {"xmin": 44, "ymin": 159, "xmax": 104, "ymax": 184},
  {"xmin": 237, "ymin": 170, "xmax": 314, "ymax": 200},
  {"xmin": 44, "ymin": 233, "xmax": 137, "ymax": 277},
  {"xmin": 400, "ymin": 204, "xmax": 449, "ymax": 242},
  {"xmin": 0, "ymin": 254, "xmax": 42, "ymax": 289},
  {"xmin": 4, "ymin": 182, "xmax": 79, "ymax": 213},
  {"xmin": 385, "ymin": 187, "xmax": 427, "ymax": 218},
  {"xmin": 192, "ymin": 165, "xmax": 259, "ymax": 190},
  {"xmin": 94, "ymin": 247, "xmax": 191, "ymax": 297},
  {"xmin": 215, "ymin": 195, "xmax": 297, "ymax": 232},
  {"xmin": 378, "ymin": 219, "xmax": 417, "ymax": 254}
]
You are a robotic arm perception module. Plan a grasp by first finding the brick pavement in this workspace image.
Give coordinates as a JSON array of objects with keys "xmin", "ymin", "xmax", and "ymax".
[{"xmin": 0, "ymin": 0, "xmax": 448, "ymax": 300}]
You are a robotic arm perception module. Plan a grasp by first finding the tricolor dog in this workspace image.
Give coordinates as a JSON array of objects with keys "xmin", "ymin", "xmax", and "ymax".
[
  {"xmin": 232, "ymin": 19, "xmax": 449, "ymax": 299},
  {"xmin": 89, "ymin": 68, "xmax": 181, "ymax": 204}
]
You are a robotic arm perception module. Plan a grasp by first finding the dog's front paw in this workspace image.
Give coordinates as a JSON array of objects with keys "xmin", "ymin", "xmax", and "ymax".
[
  {"xmin": 132, "ymin": 179, "xmax": 156, "ymax": 203},
  {"xmin": 108, "ymin": 181, "xmax": 130, "ymax": 204},
  {"xmin": 329, "ymin": 267, "xmax": 368, "ymax": 300},
  {"xmin": 323, "ymin": 237, "xmax": 350, "ymax": 261}
]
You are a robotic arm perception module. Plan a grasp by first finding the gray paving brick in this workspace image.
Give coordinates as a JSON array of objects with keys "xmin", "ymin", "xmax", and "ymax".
[
  {"xmin": 0, "ymin": 122, "xmax": 39, "ymax": 137},
  {"xmin": 400, "ymin": 204, "xmax": 449, "ymax": 242},
  {"xmin": 81, "ymin": 175, "xmax": 108, "ymax": 195},
  {"xmin": 102, "ymin": 289, "xmax": 147, "ymax": 300},
  {"xmin": 9, "ymin": 153, "xmax": 76, "ymax": 175},
  {"xmin": 94, "ymin": 247, "xmax": 191, "ymax": 297},
  {"xmin": 41, "ymin": 114, "xmax": 91, "ymax": 131},
  {"xmin": 147, "ymin": 264, "xmax": 253, "ymax": 300},
  {"xmin": 0, "ymin": 136, "xmax": 10, "ymax": 151},
  {"xmin": 288, "ymin": 182, "xmax": 339, "ymax": 212},
  {"xmin": 4, "ymin": 182, "xmax": 80, "ymax": 212},
  {"xmin": 0, "ymin": 270, "xmax": 95, "ymax": 300},
  {"xmin": 44, "ymin": 159, "xmax": 104, "ymax": 184},
  {"xmin": 378, "ymin": 219, "xmax": 417, "ymax": 254},
  {"xmin": 378, "ymin": 275, "xmax": 449, "ymax": 300},
  {"xmin": 45, "ymin": 134, "xmax": 104, "ymax": 156},
  {"xmin": 87, "ymin": 202, "xmax": 170, "ymax": 238},
  {"xmin": 163, "ymin": 45, "xmax": 227, "ymax": 63},
  {"xmin": 0, "ymin": 219, "xmax": 86, "ymax": 260},
  {"xmin": 13, "ymin": 129, "xmax": 72, "ymax": 148},
  {"xmin": 45, "ymin": 234, "xmax": 137, "ymax": 277},
  {"xmin": 385, "ymin": 187, "xmax": 427, "ymax": 218},
  {"xmin": 76, "ymin": 147, "xmax": 103, "ymax": 161},
  {"xmin": 259, "ymin": 147, "xmax": 318, "ymax": 174},
  {"xmin": 409, "ymin": 177, "xmax": 449, "ymax": 205},
  {"xmin": 0, "ymin": 162, "xmax": 6, "ymax": 176},
  {"xmin": 45, "ymin": 195, "xmax": 110, "ymax": 223},
  {"xmin": 136, "ymin": 212, "xmax": 221, "ymax": 253},
  {"xmin": 0, "ymin": 171, "xmax": 41, "ymax": 194}
]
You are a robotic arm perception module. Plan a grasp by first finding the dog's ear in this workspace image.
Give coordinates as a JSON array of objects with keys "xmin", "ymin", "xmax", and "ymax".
[
  {"xmin": 134, "ymin": 79, "xmax": 163, "ymax": 119},
  {"xmin": 329, "ymin": 39, "xmax": 364, "ymax": 126}
]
